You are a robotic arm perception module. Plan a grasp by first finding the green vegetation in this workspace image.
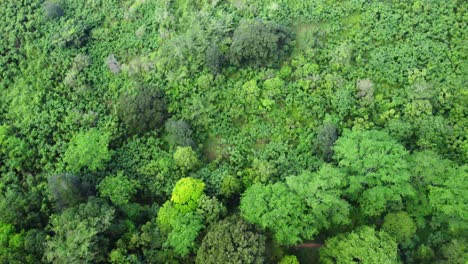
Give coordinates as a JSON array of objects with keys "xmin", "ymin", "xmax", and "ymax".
[{"xmin": 0, "ymin": 0, "xmax": 466, "ymax": 263}]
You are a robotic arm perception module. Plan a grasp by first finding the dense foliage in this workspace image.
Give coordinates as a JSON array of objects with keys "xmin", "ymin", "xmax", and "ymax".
[{"xmin": 0, "ymin": 0, "xmax": 466, "ymax": 263}]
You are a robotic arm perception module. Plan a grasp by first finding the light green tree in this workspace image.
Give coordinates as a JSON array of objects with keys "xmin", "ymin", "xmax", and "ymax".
[
  {"xmin": 170, "ymin": 177, "xmax": 205, "ymax": 213},
  {"xmin": 278, "ymin": 255, "xmax": 299, "ymax": 264},
  {"xmin": 429, "ymin": 165, "xmax": 468, "ymax": 234},
  {"xmin": 156, "ymin": 178, "xmax": 208, "ymax": 257},
  {"xmin": 63, "ymin": 128, "xmax": 111, "ymax": 172},
  {"xmin": 173, "ymin": 146, "xmax": 199, "ymax": 171},
  {"xmin": 320, "ymin": 226, "xmax": 400, "ymax": 264},
  {"xmin": 98, "ymin": 172, "xmax": 139, "ymax": 206},
  {"xmin": 382, "ymin": 211, "xmax": 417, "ymax": 243},
  {"xmin": 241, "ymin": 165, "xmax": 350, "ymax": 245},
  {"xmin": 334, "ymin": 129, "xmax": 414, "ymax": 216}
]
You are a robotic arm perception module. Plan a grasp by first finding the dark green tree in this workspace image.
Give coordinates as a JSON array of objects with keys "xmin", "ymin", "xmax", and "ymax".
[
  {"xmin": 117, "ymin": 86, "xmax": 167, "ymax": 136},
  {"xmin": 230, "ymin": 19, "xmax": 292, "ymax": 67},
  {"xmin": 44, "ymin": 198, "xmax": 115, "ymax": 264},
  {"xmin": 164, "ymin": 119, "xmax": 195, "ymax": 148},
  {"xmin": 196, "ymin": 216, "xmax": 266, "ymax": 264},
  {"xmin": 47, "ymin": 173, "xmax": 86, "ymax": 210},
  {"xmin": 313, "ymin": 121, "xmax": 338, "ymax": 162}
]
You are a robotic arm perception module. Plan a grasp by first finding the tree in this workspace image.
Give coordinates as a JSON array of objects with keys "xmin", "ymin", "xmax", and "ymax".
[
  {"xmin": 171, "ymin": 177, "xmax": 205, "ymax": 213},
  {"xmin": 165, "ymin": 212, "xmax": 204, "ymax": 257},
  {"xmin": 220, "ymin": 175, "xmax": 242, "ymax": 198},
  {"xmin": 156, "ymin": 178, "xmax": 208, "ymax": 257},
  {"xmin": 356, "ymin": 79, "xmax": 374, "ymax": 103},
  {"xmin": 230, "ymin": 19, "xmax": 292, "ymax": 67},
  {"xmin": 0, "ymin": 222, "xmax": 24, "ymax": 263},
  {"xmin": 205, "ymin": 43, "xmax": 225, "ymax": 74},
  {"xmin": 164, "ymin": 119, "xmax": 195, "ymax": 149},
  {"xmin": 313, "ymin": 121, "xmax": 338, "ymax": 162},
  {"xmin": 240, "ymin": 165, "xmax": 350, "ymax": 245},
  {"xmin": 0, "ymin": 125, "xmax": 33, "ymax": 171},
  {"xmin": 47, "ymin": 173, "xmax": 86, "ymax": 210},
  {"xmin": 382, "ymin": 212, "xmax": 417, "ymax": 243},
  {"xmin": 320, "ymin": 226, "xmax": 400, "ymax": 264},
  {"xmin": 117, "ymin": 86, "xmax": 167, "ymax": 136},
  {"xmin": 429, "ymin": 165, "xmax": 468, "ymax": 234},
  {"xmin": 173, "ymin": 146, "xmax": 199, "ymax": 172},
  {"xmin": 62, "ymin": 128, "xmax": 111, "ymax": 173},
  {"xmin": 196, "ymin": 195, "xmax": 227, "ymax": 225},
  {"xmin": 278, "ymin": 255, "xmax": 299, "ymax": 264},
  {"xmin": 98, "ymin": 172, "xmax": 139, "ymax": 206},
  {"xmin": 439, "ymin": 239, "xmax": 468, "ymax": 264},
  {"xmin": 406, "ymin": 150, "xmax": 455, "ymax": 221},
  {"xmin": 242, "ymin": 158, "xmax": 277, "ymax": 186},
  {"xmin": 0, "ymin": 172, "xmax": 49, "ymax": 229},
  {"xmin": 196, "ymin": 216, "xmax": 266, "ymax": 264},
  {"xmin": 44, "ymin": 198, "xmax": 115, "ymax": 264},
  {"xmin": 43, "ymin": 1, "xmax": 64, "ymax": 19},
  {"xmin": 333, "ymin": 129, "xmax": 414, "ymax": 216}
]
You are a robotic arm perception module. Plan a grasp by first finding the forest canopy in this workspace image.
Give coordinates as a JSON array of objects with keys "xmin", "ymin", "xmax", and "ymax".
[{"xmin": 0, "ymin": 0, "xmax": 466, "ymax": 263}]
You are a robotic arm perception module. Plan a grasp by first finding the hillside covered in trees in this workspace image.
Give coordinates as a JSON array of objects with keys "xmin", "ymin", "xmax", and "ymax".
[{"xmin": 0, "ymin": 0, "xmax": 467, "ymax": 263}]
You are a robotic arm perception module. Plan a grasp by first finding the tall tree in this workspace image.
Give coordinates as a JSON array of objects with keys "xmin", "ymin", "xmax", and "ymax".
[
  {"xmin": 320, "ymin": 226, "xmax": 400, "ymax": 264},
  {"xmin": 241, "ymin": 165, "xmax": 350, "ymax": 245},
  {"xmin": 44, "ymin": 198, "xmax": 115, "ymax": 264},
  {"xmin": 333, "ymin": 129, "xmax": 414, "ymax": 216}
]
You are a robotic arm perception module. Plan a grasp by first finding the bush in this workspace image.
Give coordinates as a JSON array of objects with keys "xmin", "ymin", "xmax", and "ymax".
[
  {"xmin": 117, "ymin": 87, "xmax": 167, "ymax": 136},
  {"xmin": 230, "ymin": 19, "xmax": 292, "ymax": 67}
]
